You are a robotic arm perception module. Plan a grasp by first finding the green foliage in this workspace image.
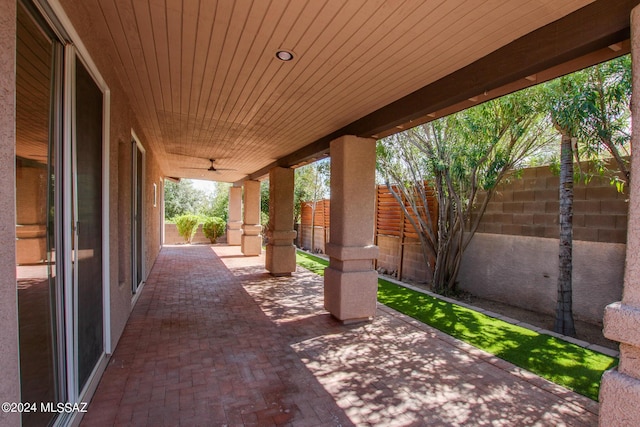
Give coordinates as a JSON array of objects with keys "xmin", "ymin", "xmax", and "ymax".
[
  {"xmin": 579, "ymin": 55, "xmax": 631, "ymax": 175},
  {"xmin": 296, "ymin": 250, "xmax": 617, "ymax": 401},
  {"xmin": 377, "ymin": 85, "xmax": 553, "ymax": 293},
  {"xmin": 202, "ymin": 216, "xmax": 226, "ymax": 243},
  {"xmin": 541, "ymin": 55, "xmax": 631, "ymax": 337},
  {"xmin": 261, "ymin": 181, "xmax": 270, "ymax": 226},
  {"xmin": 174, "ymin": 214, "xmax": 200, "ymax": 243},
  {"xmin": 165, "ymin": 179, "xmax": 233, "ymax": 223},
  {"xmin": 294, "ymin": 159, "xmax": 330, "ymax": 223},
  {"xmin": 377, "ymin": 55, "xmax": 631, "ymax": 295},
  {"xmin": 542, "ymin": 54, "xmax": 631, "ymax": 187},
  {"xmin": 164, "ymin": 180, "xmax": 208, "ymax": 219},
  {"xmin": 199, "ymin": 182, "xmax": 230, "ymax": 221}
]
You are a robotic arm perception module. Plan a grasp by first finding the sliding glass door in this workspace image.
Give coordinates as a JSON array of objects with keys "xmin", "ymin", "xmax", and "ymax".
[
  {"xmin": 15, "ymin": 1, "xmax": 108, "ymax": 423},
  {"xmin": 15, "ymin": 3, "xmax": 64, "ymax": 426}
]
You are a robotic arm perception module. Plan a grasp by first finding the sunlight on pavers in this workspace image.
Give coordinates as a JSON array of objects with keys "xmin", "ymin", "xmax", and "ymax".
[
  {"xmin": 228, "ymin": 246, "xmax": 597, "ymax": 426},
  {"xmin": 82, "ymin": 246, "xmax": 598, "ymax": 426}
]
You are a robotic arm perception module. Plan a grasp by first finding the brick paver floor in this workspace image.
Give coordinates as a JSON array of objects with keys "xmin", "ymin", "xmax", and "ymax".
[{"xmin": 80, "ymin": 245, "xmax": 599, "ymax": 426}]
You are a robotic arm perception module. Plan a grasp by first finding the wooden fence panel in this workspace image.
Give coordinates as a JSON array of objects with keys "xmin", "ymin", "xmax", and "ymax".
[
  {"xmin": 298, "ymin": 184, "xmax": 438, "ymax": 278},
  {"xmin": 300, "ymin": 186, "xmax": 438, "ymax": 270},
  {"xmin": 300, "ymin": 200, "xmax": 331, "ymax": 252},
  {"xmin": 374, "ymin": 183, "xmax": 438, "ymax": 281},
  {"xmin": 376, "ymin": 185, "xmax": 403, "ymax": 237},
  {"xmin": 376, "ymin": 183, "xmax": 438, "ymax": 240}
]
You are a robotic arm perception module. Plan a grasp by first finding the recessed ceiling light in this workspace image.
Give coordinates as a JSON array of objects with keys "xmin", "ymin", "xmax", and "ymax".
[{"xmin": 276, "ymin": 50, "xmax": 294, "ymax": 61}]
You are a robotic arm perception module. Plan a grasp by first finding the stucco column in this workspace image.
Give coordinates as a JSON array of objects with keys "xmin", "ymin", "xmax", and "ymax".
[
  {"xmin": 0, "ymin": 1, "xmax": 21, "ymax": 425},
  {"xmin": 600, "ymin": 6, "xmax": 640, "ymax": 425},
  {"xmin": 265, "ymin": 167, "xmax": 297, "ymax": 276},
  {"xmin": 241, "ymin": 180, "xmax": 262, "ymax": 256},
  {"xmin": 324, "ymin": 135, "xmax": 379, "ymax": 323},
  {"xmin": 227, "ymin": 186, "xmax": 243, "ymax": 245}
]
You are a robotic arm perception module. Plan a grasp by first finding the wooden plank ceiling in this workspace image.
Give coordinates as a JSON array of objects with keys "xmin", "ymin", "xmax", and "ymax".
[{"xmin": 63, "ymin": 0, "xmax": 596, "ymax": 182}]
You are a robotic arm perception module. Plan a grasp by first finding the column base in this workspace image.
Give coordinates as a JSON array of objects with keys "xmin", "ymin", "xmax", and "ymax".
[
  {"xmin": 266, "ymin": 244, "xmax": 296, "ymax": 276},
  {"xmin": 227, "ymin": 228, "xmax": 242, "ymax": 246},
  {"xmin": 600, "ymin": 369, "xmax": 640, "ymax": 425},
  {"xmin": 241, "ymin": 235, "xmax": 262, "ymax": 256},
  {"xmin": 324, "ymin": 267, "xmax": 377, "ymax": 322}
]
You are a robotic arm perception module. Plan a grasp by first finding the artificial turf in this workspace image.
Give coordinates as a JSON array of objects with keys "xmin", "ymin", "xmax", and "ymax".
[{"xmin": 295, "ymin": 250, "xmax": 618, "ymax": 401}]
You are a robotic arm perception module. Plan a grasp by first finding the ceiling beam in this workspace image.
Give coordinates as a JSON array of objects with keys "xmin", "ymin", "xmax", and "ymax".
[{"xmin": 242, "ymin": 0, "xmax": 639, "ymax": 183}]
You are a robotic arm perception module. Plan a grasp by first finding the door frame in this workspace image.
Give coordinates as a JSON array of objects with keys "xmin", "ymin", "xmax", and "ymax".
[
  {"xmin": 131, "ymin": 131, "xmax": 146, "ymax": 296},
  {"xmin": 38, "ymin": 0, "xmax": 112, "ymax": 416}
]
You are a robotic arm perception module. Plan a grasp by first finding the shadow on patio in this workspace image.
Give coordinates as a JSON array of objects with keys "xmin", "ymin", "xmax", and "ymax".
[{"xmin": 80, "ymin": 245, "xmax": 598, "ymax": 426}]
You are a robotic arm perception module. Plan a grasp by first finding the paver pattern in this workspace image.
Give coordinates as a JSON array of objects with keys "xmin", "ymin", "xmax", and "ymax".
[{"xmin": 80, "ymin": 245, "xmax": 598, "ymax": 426}]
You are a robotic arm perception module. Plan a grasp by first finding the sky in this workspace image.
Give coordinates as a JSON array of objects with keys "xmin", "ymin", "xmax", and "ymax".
[{"xmin": 189, "ymin": 179, "xmax": 218, "ymax": 195}]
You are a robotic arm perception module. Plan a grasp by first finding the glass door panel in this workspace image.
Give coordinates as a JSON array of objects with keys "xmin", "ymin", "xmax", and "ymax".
[
  {"xmin": 74, "ymin": 59, "xmax": 104, "ymax": 392},
  {"xmin": 133, "ymin": 142, "xmax": 143, "ymax": 293},
  {"xmin": 15, "ymin": 3, "xmax": 63, "ymax": 426}
]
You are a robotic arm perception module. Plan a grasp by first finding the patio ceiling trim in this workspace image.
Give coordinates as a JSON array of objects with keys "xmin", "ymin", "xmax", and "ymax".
[{"xmin": 241, "ymin": 0, "xmax": 639, "ymax": 183}]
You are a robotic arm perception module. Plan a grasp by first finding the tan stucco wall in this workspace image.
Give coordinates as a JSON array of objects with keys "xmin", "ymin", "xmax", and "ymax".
[
  {"xmin": 599, "ymin": 6, "xmax": 640, "ymax": 423},
  {"xmin": 458, "ymin": 233, "xmax": 624, "ymax": 325},
  {"xmin": 621, "ymin": 8, "xmax": 640, "ymax": 309},
  {"xmin": 144, "ymin": 155, "xmax": 163, "ymax": 278},
  {"xmin": 117, "ymin": 140, "xmax": 131, "ymax": 287},
  {"xmin": 0, "ymin": 0, "xmax": 21, "ymax": 425}
]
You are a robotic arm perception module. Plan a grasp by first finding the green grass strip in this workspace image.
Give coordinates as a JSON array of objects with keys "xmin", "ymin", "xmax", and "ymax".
[
  {"xmin": 296, "ymin": 251, "xmax": 329, "ymax": 275},
  {"xmin": 296, "ymin": 250, "xmax": 617, "ymax": 401}
]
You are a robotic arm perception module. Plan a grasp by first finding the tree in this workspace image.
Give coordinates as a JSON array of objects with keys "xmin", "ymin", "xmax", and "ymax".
[
  {"xmin": 164, "ymin": 179, "xmax": 208, "ymax": 220},
  {"xmin": 294, "ymin": 159, "xmax": 329, "ymax": 251},
  {"xmin": 199, "ymin": 182, "xmax": 231, "ymax": 221},
  {"xmin": 260, "ymin": 180, "xmax": 270, "ymax": 229},
  {"xmin": 294, "ymin": 160, "xmax": 330, "ymax": 217},
  {"xmin": 543, "ymin": 55, "xmax": 631, "ymax": 336},
  {"xmin": 544, "ymin": 75, "xmax": 584, "ymax": 337},
  {"xmin": 377, "ymin": 87, "xmax": 553, "ymax": 294},
  {"xmin": 578, "ymin": 55, "xmax": 631, "ymax": 189}
]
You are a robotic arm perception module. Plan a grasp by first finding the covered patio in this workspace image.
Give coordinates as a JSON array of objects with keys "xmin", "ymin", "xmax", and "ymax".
[
  {"xmin": 80, "ymin": 244, "xmax": 597, "ymax": 426},
  {"xmin": 4, "ymin": 1, "xmax": 640, "ymax": 425}
]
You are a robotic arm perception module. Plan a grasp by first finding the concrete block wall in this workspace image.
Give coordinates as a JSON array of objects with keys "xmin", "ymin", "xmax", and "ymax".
[
  {"xmin": 374, "ymin": 163, "xmax": 627, "ymax": 325},
  {"xmin": 458, "ymin": 164, "xmax": 628, "ymax": 326},
  {"xmin": 376, "ymin": 235, "xmax": 401, "ymax": 275},
  {"xmin": 299, "ymin": 225, "xmax": 328, "ymax": 253},
  {"xmin": 376, "ymin": 235, "xmax": 432, "ymax": 283},
  {"xmin": 475, "ymin": 165, "xmax": 628, "ymax": 243},
  {"xmin": 458, "ymin": 234, "xmax": 624, "ymax": 326},
  {"xmin": 401, "ymin": 241, "xmax": 432, "ymax": 283}
]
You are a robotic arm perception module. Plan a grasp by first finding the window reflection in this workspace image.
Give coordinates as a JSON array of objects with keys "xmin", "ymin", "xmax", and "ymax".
[{"xmin": 16, "ymin": 3, "xmax": 61, "ymax": 426}]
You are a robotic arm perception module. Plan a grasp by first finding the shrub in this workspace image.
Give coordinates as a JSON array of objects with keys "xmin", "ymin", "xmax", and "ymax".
[
  {"xmin": 260, "ymin": 211, "xmax": 270, "ymax": 243},
  {"xmin": 202, "ymin": 216, "xmax": 226, "ymax": 243},
  {"xmin": 174, "ymin": 214, "xmax": 200, "ymax": 243}
]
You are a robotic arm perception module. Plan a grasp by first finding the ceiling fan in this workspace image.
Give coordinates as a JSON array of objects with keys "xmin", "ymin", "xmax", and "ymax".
[{"xmin": 180, "ymin": 158, "xmax": 235, "ymax": 173}]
